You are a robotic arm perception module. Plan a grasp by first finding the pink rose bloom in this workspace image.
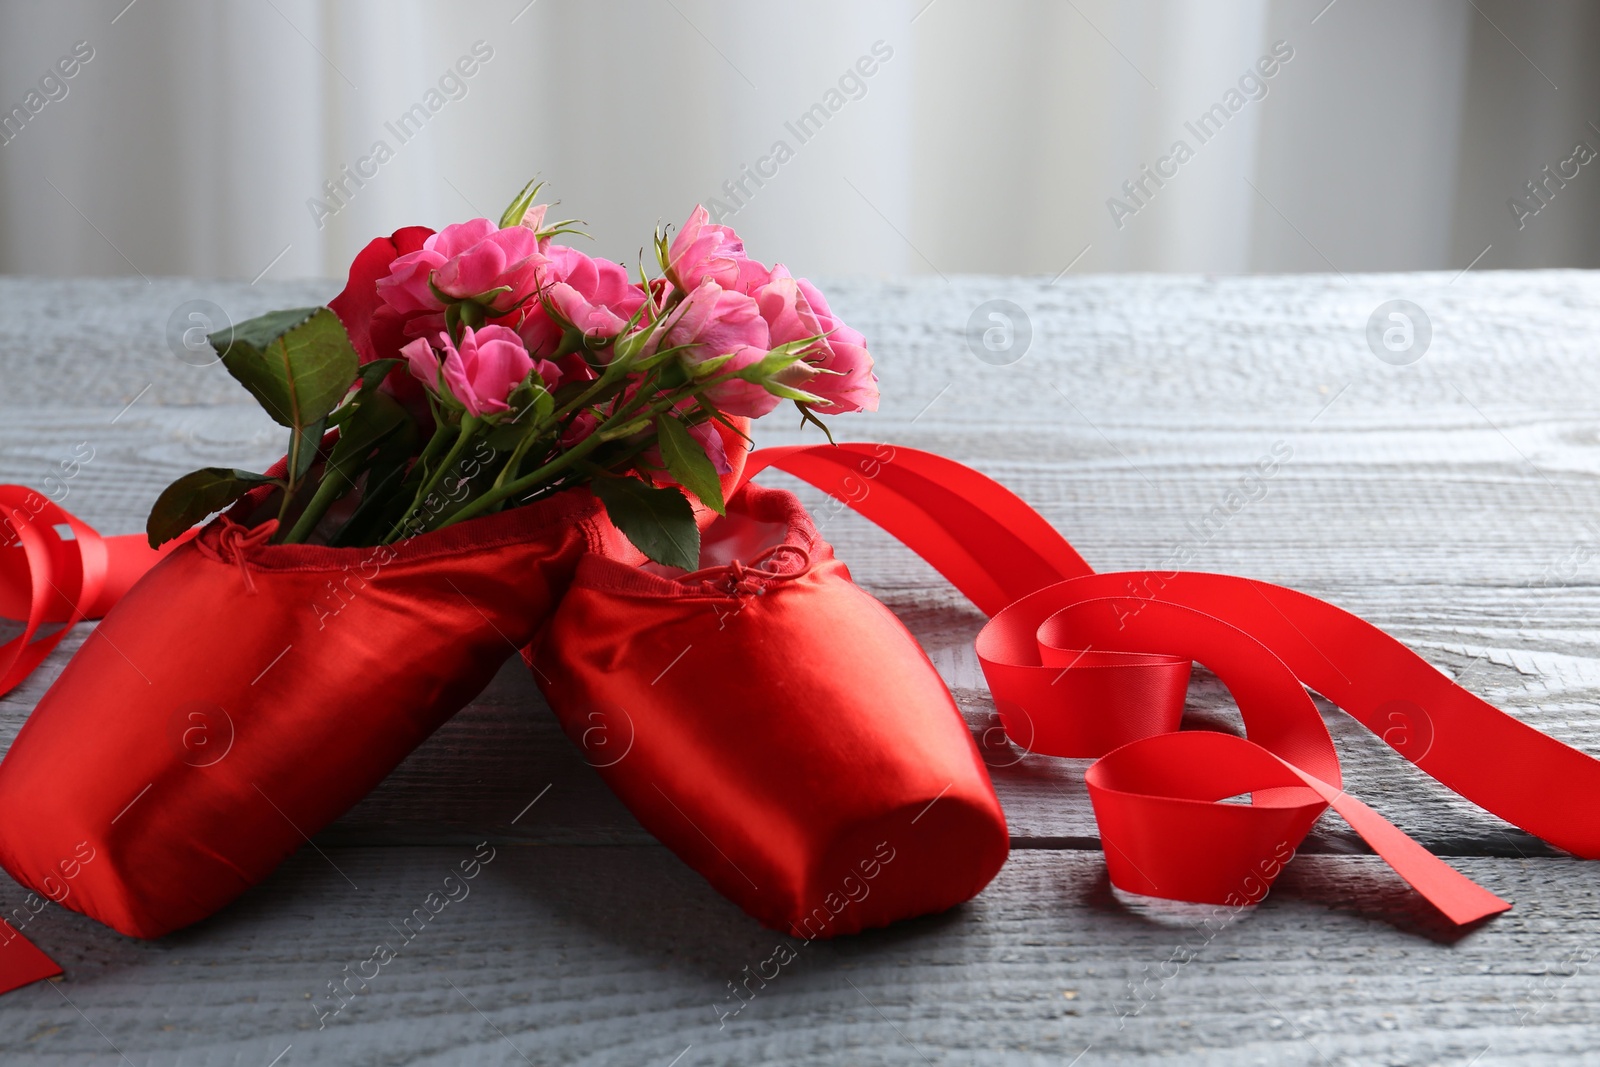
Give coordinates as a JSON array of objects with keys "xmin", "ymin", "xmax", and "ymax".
[
  {"xmin": 560, "ymin": 408, "xmax": 599, "ymax": 448},
  {"xmin": 668, "ymin": 205, "xmax": 772, "ymax": 294},
  {"xmin": 660, "ymin": 279, "xmax": 769, "ymax": 364},
  {"xmin": 753, "ymin": 266, "xmax": 879, "ymax": 414},
  {"xmin": 377, "ymin": 219, "xmax": 546, "ymax": 338},
  {"xmin": 688, "ymin": 418, "xmax": 732, "ymax": 474},
  {"xmin": 658, "ymin": 280, "xmax": 779, "ymax": 418},
  {"xmin": 519, "ymin": 246, "xmax": 648, "ymax": 356},
  {"xmin": 698, "ymin": 345, "xmax": 782, "ymax": 419},
  {"xmin": 517, "ymin": 202, "xmax": 550, "ymax": 245},
  {"xmin": 730, "ymin": 256, "xmax": 774, "ymax": 295},
  {"xmin": 656, "ymin": 279, "xmax": 780, "ymax": 415},
  {"xmin": 401, "ymin": 324, "xmax": 556, "ymax": 419}
]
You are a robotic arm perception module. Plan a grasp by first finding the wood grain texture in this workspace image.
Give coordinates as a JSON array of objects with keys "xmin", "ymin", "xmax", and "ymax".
[
  {"xmin": 3, "ymin": 848, "xmax": 1600, "ymax": 1066},
  {"xmin": 2, "ymin": 271, "xmax": 1600, "ymax": 1062}
]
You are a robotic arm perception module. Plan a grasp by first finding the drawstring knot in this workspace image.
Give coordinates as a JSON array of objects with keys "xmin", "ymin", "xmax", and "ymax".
[
  {"xmin": 216, "ymin": 518, "xmax": 278, "ymax": 594},
  {"xmin": 685, "ymin": 543, "xmax": 812, "ymax": 597}
]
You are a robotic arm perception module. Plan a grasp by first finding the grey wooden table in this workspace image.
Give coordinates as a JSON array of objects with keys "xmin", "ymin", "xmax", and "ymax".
[{"xmin": 3, "ymin": 271, "xmax": 1600, "ymax": 1065}]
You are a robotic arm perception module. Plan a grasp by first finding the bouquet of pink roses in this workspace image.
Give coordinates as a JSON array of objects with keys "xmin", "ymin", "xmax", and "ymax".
[
  {"xmin": 0, "ymin": 182, "xmax": 882, "ymax": 938},
  {"xmin": 146, "ymin": 180, "xmax": 878, "ymax": 565}
]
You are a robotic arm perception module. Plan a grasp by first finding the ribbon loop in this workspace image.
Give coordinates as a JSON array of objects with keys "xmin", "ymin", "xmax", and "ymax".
[
  {"xmin": 1086, "ymin": 731, "xmax": 1327, "ymax": 906},
  {"xmin": 0, "ymin": 486, "xmax": 108, "ymax": 698}
]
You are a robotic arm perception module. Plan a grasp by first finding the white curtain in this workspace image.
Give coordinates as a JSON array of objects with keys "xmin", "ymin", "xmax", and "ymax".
[{"xmin": 0, "ymin": 0, "xmax": 1595, "ymax": 281}]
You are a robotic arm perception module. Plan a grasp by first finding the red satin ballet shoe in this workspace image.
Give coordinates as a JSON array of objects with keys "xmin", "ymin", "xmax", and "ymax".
[
  {"xmin": 531, "ymin": 480, "xmax": 1010, "ymax": 939},
  {"xmin": 0, "ymin": 465, "xmax": 603, "ymax": 939}
]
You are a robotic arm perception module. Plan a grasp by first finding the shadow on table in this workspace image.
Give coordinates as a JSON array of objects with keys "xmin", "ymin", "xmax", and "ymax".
[
  {"xmin": 1062, "ymin": 855, "xmax": 1495, "ymax": 945},
  {"xmin": 1271, "ymin": 856, "xmax": 1499, "ymax": 944}
]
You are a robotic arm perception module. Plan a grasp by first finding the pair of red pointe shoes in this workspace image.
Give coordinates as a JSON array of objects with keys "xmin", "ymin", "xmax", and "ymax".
[{"xmin": 0, "ymin": 447, "xmax": 1010, "ymax": 941}]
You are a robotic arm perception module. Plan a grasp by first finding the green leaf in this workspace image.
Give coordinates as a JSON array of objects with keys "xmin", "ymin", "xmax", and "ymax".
[
  {"xmin": 485, "ymin": 420, "xmax": 529, "ymax": 452},
  {"xmin": 592, "ymin": 477, "xmax": 700, "ymax": 571},
  {"xmin": 508, "ymin": 377, "xmax": 556, "ymax": 425},
  {"xmin": 655, "ymin": 415, "xmax": 725, "ymax": 515},
  {"xmin": 762, "ymin": 381, "xmax": 829, "ymax": 404},
  {"xmin": 499, "ymin": 178, "xmax": 544, "ymax": 229},
  {"xmin": 732, "ymin": 336, "xmax": 821, "ymax": 381},
  {"xmin": 325, "ymin": 425, "xmax": 419, "ymax": 548},
  {"xmin": 326, "ymin": 391, "xmax": 408, "ymax": 484},
  {"xmin": 210, "ymin": 307, "xmax": 360, "ymax": 431},
  {"xmin": 353, "ymin": 358, "xmax": 400, "ymax": 392},
  {"xmin": 146, "ymin": 468, "xmax": 279, "ymax": 548}
]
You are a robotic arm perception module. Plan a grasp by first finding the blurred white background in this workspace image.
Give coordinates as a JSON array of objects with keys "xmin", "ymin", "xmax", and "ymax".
[{"xmin": 0, "ymin": 0, "xmax": 1596, "ymax": 281}]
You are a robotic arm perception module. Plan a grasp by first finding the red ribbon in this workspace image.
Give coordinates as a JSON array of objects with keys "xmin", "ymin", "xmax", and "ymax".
[
  {"xmin": 738, "ymin": 443, "xmax": 1600, "ymax": 926},
  {"xmin": 0, "ymin": 487, "xmax": 185, "ymax": 698},
  {"xmin": 0, "ymin": 488, "xmax": 185, "ymax": 992}
]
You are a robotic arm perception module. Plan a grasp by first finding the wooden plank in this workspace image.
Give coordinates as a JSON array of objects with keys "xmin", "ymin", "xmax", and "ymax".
[
  {"xmin": 0, "ymin": 279, "xmax": 336, "ymax": 409},
  {"xmin": 1, "ymin": 846, "xmax": 1598, "ymax": 1065}
]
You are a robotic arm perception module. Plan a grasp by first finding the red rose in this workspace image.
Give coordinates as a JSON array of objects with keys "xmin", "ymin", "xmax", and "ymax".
[{"xmin": 328, "ymin": 226, "xmax": 435, "ymax": 409}]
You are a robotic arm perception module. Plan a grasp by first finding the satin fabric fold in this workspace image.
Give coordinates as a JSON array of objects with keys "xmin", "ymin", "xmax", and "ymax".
[{"xmin": 735, "ymin": 442, "xmax": 1600, "ymax": 924}]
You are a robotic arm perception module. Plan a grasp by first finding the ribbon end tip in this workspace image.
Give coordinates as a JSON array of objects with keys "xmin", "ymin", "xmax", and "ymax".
[{"xmin": 1444, "ymin": 893, "xmax": 1513, "ymax": 928}]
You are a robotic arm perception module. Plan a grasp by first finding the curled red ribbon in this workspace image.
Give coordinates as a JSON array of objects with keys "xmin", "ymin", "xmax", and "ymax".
[
  {"xmin": 0, "ymin": 487, "xmax": 183, "ymax": 699},
  {"xmin": 0, "ymin": 487, "xmax": 184, "ymax": 991},
  {"xmin": 737, "ymin": 443, "xmax": 1600, "ymax": 926}
]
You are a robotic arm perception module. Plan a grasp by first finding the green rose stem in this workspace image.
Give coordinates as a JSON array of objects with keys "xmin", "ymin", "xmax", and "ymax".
[
  {"xmin": 433, "ymin": 379, "xmax": 710, "ymax": 532},
  {"xmin": 286, "ymin": 393, "xmax": 460, "ymax": 545},
  {"xmin": 283, "ymin": 462, "xmax": 351, "ymax": 544},
  {"xmin": 466, "ymin": 362, "xmax": 665, "ymax": 504},
  {"xmin": 464, "ymin": 354, "xmax": 636, "ymax": 504},
  {"xmin": 377, "ymin": 417, "xmax": 458, "ymax": 534},
  {"xmin": 407, "ymin": 415, "xmax": 458, "ymax": 490},
  {"xmin": 382, "ymin": 415, "xmax": 480, "ymax": 543},
  {"xmin": 275, "ymin": 436, "xmax": 309, "ymax": 528},
  {"xmin": 546, "ymin": 356, "xmax": 634, "ymax": 426},
  {"xmin": 435, "ymin": 424, "xmax": 611, "ymax": 531},
  {"xmin": 490, "ymin": 422, "xmax": 550, "ymax": 495},
  {"xmin": 536, "ymin": 296, "xmax": 698, "ymax": 429}
]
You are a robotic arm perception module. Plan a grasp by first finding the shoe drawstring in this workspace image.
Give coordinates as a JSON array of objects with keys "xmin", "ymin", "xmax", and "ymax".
[
  {"xmin": 681, "ymin": 543, "xmax": 812, "ymax": 597},
  {"xmin": 216, "ymin": 518, "xmax": 279, "ymax": 594}
]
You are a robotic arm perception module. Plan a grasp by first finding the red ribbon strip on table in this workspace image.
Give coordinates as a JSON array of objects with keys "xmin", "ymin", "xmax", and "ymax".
[
  {"xmin": 0, "ymin": 487, "xmax": 184, "ymax": 992},
  {"xmin": 740, "ymin": 443, "xmax": 1600, "ymax": 926}
]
